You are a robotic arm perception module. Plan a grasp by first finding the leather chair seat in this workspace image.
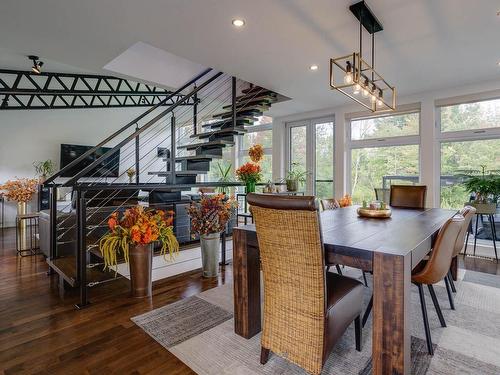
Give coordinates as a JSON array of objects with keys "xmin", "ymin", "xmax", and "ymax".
[{"xmin": 324, "ymin": 272, "xmax": 364, "ymax": 356}]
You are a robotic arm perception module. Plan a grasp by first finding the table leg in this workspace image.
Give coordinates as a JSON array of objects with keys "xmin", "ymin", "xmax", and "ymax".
[
  {"xmin": 372, "ymin": 252, "xmax": 411, "ymax": 375},
  {"xmin": 233, "ymin": 228, "xmax": 261, "ymax": 339}
]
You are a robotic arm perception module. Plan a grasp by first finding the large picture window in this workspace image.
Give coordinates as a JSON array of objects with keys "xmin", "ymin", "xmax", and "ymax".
[
  {"xmin": 348, "ymin": 110, "xmax": 420, "ymax": 203},
  {"xmin": 437, "ymin": 97, "xmax": 500, "ymax": 209}
]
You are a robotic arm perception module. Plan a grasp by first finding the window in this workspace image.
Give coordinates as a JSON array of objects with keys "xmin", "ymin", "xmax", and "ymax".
[
  {"xmin": 286, "ymin": 117, "xmax": 334, "ymax": 197},
  {"xmin": 238, "ymin": 125, "xmax": 273, "ymax": 182},
  {"xmin": 437, "ymin": 97, "xmax": 500, "ymax": 209},
  {"xmin": 348, "ymin": 110, "xmax": 420, "ymax": 203}
]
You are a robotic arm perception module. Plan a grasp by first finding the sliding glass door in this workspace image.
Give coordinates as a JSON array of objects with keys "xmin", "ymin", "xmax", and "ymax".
[{"xmin": 287, "ymin": 117, "xmax": 334, "ymax": 198}]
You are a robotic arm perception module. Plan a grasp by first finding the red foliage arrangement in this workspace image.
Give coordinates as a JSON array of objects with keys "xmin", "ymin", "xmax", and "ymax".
[
  {"xmin": 100, "ymin": 206, "xmax": 179, "ymax": 271},
  {"xmin": 235, "ymin": 162, "xmax": 262, "ymax": 183},
  {"xmin": 187, "ymin": 193, "xmax": 237, "ymax": 236}
]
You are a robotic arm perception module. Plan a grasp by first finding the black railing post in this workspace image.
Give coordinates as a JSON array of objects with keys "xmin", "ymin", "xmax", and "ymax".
[
  {"xmin": 135, "ymin": 123, "xmax": 140, "ymax": 184},
  {"xmin": 170, "ymin": 114, "xmax": 176, "ymax": 185},
  {"xmin": 75, "ymin": 189, "xmax": 89, "ymax": 309},
  {"xmin": 47, "ymin": 186, "xmax": 57, "ymax": 275},
  {"xmin": 193, "ymin": 84, "xmax": 198, "ymax": 135},
  {"xmin": 231, "ymin": 77, "xmax": 237, "ymax": 129}
]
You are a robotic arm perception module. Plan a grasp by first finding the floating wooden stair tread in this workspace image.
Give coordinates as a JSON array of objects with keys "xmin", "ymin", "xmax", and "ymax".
[
  {"xmin": 177, "ymin": 139, "xmax": 234, "ymax": 150},
  {"xmin": 190, "ymin": 127, "xmax": 247, "ymax": 139},
  {"xmin": 212, "ymin": 109, "xmax": 262, "ymax": 120},
  {"xmin": 167, "ymin": 154, "xmax": 222, "ymax": 162}
]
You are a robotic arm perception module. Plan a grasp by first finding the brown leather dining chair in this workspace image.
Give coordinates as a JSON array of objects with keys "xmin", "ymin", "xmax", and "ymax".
[
  {"xmin": 446, "ymin": 206, "xmax": 476, "ymax": 299},
  {"xmin": 247, "ymin": 193, "xmax": 364, "ymax": 375},
  {"xmin": 390, "ymin": 184, "xmax": 427, "ymax": 209},
  {"xmin": 412, "ymin": 215, "xmax": 464, "ymax": 355},
  {"xmin": 320, "ymin": 198, "xmax": 340, "ymax": 211}
]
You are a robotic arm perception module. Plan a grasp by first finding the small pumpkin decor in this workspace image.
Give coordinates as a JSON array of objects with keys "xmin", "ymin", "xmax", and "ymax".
[
  {"xmin": 100, "ymin": 206, "xmax": 179, "ymax": 297},
  {"xmin": 338, "ymin": 194, "xmax": 353, "ymax": 207}
]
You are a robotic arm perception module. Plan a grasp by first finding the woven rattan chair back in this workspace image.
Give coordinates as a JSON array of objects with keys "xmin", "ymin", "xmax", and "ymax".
[
  {"xmin": 320, "ymin": 198, "xmax": 340, "ymax": 211},
  {"xmin": 247, "ymin": 193, "xmax": 326, "ymax": 374}
]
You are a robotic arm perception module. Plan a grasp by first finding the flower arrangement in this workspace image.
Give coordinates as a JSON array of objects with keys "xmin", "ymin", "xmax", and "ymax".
[
  {"xmin": 338, "ymin": 194, "xmax": 353, "ymax": 207},
  {"xmin": 99, "ymin": 206, "xmax": 179, "ymax": 272},
  {"xmin": 248, "ymin": 144, "xmax": 264, "ymax": 163},
  {"xmin": 236, "ymin": 162, "xmax": 262, "ymax": 183},
  {"xmin": 187, "ymin": 193, "xmax": 237, "ymax": 236},
  {"xmin": 0, "ymin": 178, "xmax": 39, "ymax": 202}
]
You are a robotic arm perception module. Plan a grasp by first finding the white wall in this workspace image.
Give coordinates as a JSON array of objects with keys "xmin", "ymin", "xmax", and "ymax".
[
  {"xmin": 0, "ymin": 107, "xmax": 146, "ymax": 226},
  {"xmin": 273, "ymin": 78, "xmax": 500, "ymax": 208}
]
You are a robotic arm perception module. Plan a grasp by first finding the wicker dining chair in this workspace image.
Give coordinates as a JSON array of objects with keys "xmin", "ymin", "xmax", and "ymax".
[
  {"xmin": 247, "ymin": 193, "xmax": 364, "ymax": 375},
  {"xmin": 390, "ymin": 185, "xmax": 427, "ymax": 209},
  {"xmin": 320, "ymin": 198, "xmax": 340, "ymax": 211}
]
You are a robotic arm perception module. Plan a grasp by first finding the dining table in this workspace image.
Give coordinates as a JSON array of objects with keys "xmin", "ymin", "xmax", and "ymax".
[{"xmin": 232, "ymin": 205, "xmax": 457, "ymax": 375}]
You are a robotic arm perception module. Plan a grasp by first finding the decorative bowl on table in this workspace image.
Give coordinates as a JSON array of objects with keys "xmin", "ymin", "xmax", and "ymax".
[{"xmin": 357, "ymin": 207, "xmax": 392, "ymax": 218}]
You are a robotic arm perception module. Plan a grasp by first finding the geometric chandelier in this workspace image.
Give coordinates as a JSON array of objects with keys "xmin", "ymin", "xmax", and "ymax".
[{"xmin": 329, "ymin": 1, "xmax": 396, "ymax": 112}]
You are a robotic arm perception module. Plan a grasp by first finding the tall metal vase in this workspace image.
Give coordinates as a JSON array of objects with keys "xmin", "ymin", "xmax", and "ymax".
[
  {"xmin": 200, "ymin": 232, "xmax": 220, "ymax": 278},
  {"xmin": 17, "ymin": 202, "xmax": 27, "ymax": 251},
  {"xmin": 129, "ymin": 243, "xmax": 153, "ymax": 298}
]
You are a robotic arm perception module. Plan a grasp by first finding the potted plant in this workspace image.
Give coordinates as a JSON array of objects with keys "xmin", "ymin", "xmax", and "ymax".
[
  {"xmin": 0, "ymin": 178, "xmax": 39, "ymax": 250},
  {"xmin": 216, "ymin": 162, "xmax": 233, "ymax": 195},
  {"xmin": 187, "ymin": 193, "xmax": 237, "ymax": 277},
  {"xmin": 285, "ymin": 162, "xmax": 308, "ymax": 192},
  {"xmin": 33, "ymin": 160, "xmax": 55, "ymax": 182},
  {"xmin": 236, "ymin": 162, "xmax": 262, "ymax": 193},
  {"xmin": 126, "ymin": 168, "xmax": 136, "ymax": 184},
  {"xmin": 458, "ymin": 166, "xmax": 500, "ymax": 214},
  {"xmin": 99, "ymin": 206, "xmax": 179, "ymax": 297}
]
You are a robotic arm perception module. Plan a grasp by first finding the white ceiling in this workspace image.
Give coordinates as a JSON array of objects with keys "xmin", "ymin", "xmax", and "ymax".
[{"xmin": 1, "ymin": 0, "xmax": 499, "ymax": 117}]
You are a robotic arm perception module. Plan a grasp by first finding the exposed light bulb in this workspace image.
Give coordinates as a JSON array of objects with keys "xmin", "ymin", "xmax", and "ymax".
[
  {"xmin": 370, "ymin": 94, "xmax": 377, "ymax": 103},
  {"xmin": 377, "ymin": 99, "xmax": 383, "ymax": 106},
  {"xmin": 362, "ymin": 88, "xmax": 369, "ymax": 97},
  {"xmin": 344, "ymin": 72, "xmax": 353, "ymax": 84},
  {"xmin": 353, "ymin": 83, "xmax": 361, "ymax": 95}
]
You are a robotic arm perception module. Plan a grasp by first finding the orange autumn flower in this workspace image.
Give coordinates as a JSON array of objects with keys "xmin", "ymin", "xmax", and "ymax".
[
  {"xmin": 248, "ymin": 144, "xmax": 264, "ymax": 163},
  {"xmin": 236, "ymin": 162, "xmax": 262, "ymax": 183}
]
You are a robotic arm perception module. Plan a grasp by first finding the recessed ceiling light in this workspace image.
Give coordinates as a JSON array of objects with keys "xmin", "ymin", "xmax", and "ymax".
[
  {"xmin": 309, "ymin": 64, "xmax": 319, "ymax": 71},
  {"xmin": 232, "ymin": 19, "xmax": 245, "ymax": 27}
]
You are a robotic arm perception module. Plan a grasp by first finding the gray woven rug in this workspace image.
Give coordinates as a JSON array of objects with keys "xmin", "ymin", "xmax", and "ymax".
[{"xmin": 132, "ymin": 268, "xmax": 500, "ymax": 374}]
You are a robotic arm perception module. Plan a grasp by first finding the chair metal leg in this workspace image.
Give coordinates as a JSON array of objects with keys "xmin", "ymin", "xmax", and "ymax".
[
  {"xmin": 464, "ymin": 222, "xmax": 471, "ymax": 257},
  {"xmin": 473, "ymin": 214, "xmax": 479, "ymax": 256},
  {"xmin": 260, "ymin": 347, "xmax": 270, "ymax": 364},
  {"xmin": 354, "ymin": 315, "xmax": 362, "ymax": 352},
  {"xmin": 362, "ymin": 295, "xmax": 373, "ymax": 328},
  {"xmin": 427, "ymin": 284, "xmax": 447, "ymax": 326},
  {"xmin": 447, "ymin": 270, "xmax": 456, "ymax": 293},
  {"xmin": 335, "ymin": 264, "xmax": 343, "ymax": 275},
  {"xmin": 444, "ymin": 277, "xmax": 456, "ymax": 310},
  {"xmin": 417, "ymin": 283, "xmax": 434, "ymax": 355},
  {"xmin": 489, "ymin": 215, "xmax": 498, "ymax": 263},
  {"xmin": 362, "ymin": 271, "xmax": 368, "ymax": 287}
]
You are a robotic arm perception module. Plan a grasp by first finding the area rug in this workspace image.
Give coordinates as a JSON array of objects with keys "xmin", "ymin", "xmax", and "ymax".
[{"xmin": 132, "ymin": 268, "xmax": 500, "ymax": 374}]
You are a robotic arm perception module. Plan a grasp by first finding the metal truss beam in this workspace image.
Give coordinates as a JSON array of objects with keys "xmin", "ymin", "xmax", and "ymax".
[{"xmin": 0, "ymin": 69, "xmax": 197, "ymax": 110}]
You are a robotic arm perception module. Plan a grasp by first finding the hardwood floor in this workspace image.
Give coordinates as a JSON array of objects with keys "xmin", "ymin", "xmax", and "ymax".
[
  {"xmin": 0, "ymin": 228, "xmax": 232, "ymax": 375},
  {"xmin": 0, "ymin": 227, "xmax": 498, "ymax": 374}
]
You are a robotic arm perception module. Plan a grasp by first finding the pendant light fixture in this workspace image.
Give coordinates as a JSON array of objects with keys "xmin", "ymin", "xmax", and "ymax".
[{"xmin": 329, "ymin": 1, "xmax": 396, "ymax": 112}]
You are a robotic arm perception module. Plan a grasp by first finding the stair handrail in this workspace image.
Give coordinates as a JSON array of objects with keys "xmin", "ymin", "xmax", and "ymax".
[
  {"xmin": 60, "ymin": 71, "xmax": 224, "ymax": 187},
  {"xmin": 44, "ymin": 68, "xmax": 213, "ymax": 185}
]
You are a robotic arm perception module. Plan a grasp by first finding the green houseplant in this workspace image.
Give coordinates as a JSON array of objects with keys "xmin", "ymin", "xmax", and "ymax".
[
  {"xmin": 33, "ymin": 160, "xmax": 55, "ymax": 182},
  {"xmin": 285, "ymin": 162, "xmax": 308, "ymax": 192},
  {"xmin": 457, "ymin": 166, "xmax": 500, "ymax": 214}
]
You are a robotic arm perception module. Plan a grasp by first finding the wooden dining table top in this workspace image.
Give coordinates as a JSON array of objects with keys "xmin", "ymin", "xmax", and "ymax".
[{"xmin": 238, "ymin": 205, "xmax": 457, "ymax": 266}]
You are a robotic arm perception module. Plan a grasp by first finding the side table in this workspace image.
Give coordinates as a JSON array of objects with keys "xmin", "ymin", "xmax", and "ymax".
[{"xmin": 16, "ymin": 212, "xmax": 40, "ymax": 256}]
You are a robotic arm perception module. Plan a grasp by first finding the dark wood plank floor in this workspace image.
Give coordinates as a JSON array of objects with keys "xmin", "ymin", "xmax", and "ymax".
[
  {"xmin": 0, "ymin": 227, "xmax": 498, "ymax": 374},
  {"xmin": 0, "ymin": 228, "xmax": 231, "ymax": 375}
]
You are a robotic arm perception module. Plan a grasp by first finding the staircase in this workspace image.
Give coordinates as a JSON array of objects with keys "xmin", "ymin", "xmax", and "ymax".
[
  {"xmin": 42, "ymin": 68, "xmax": 280, "ymax": 308},
  {"xmin": 147, "ymin": 82, "xmax": 278, "ymax": 184}
]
